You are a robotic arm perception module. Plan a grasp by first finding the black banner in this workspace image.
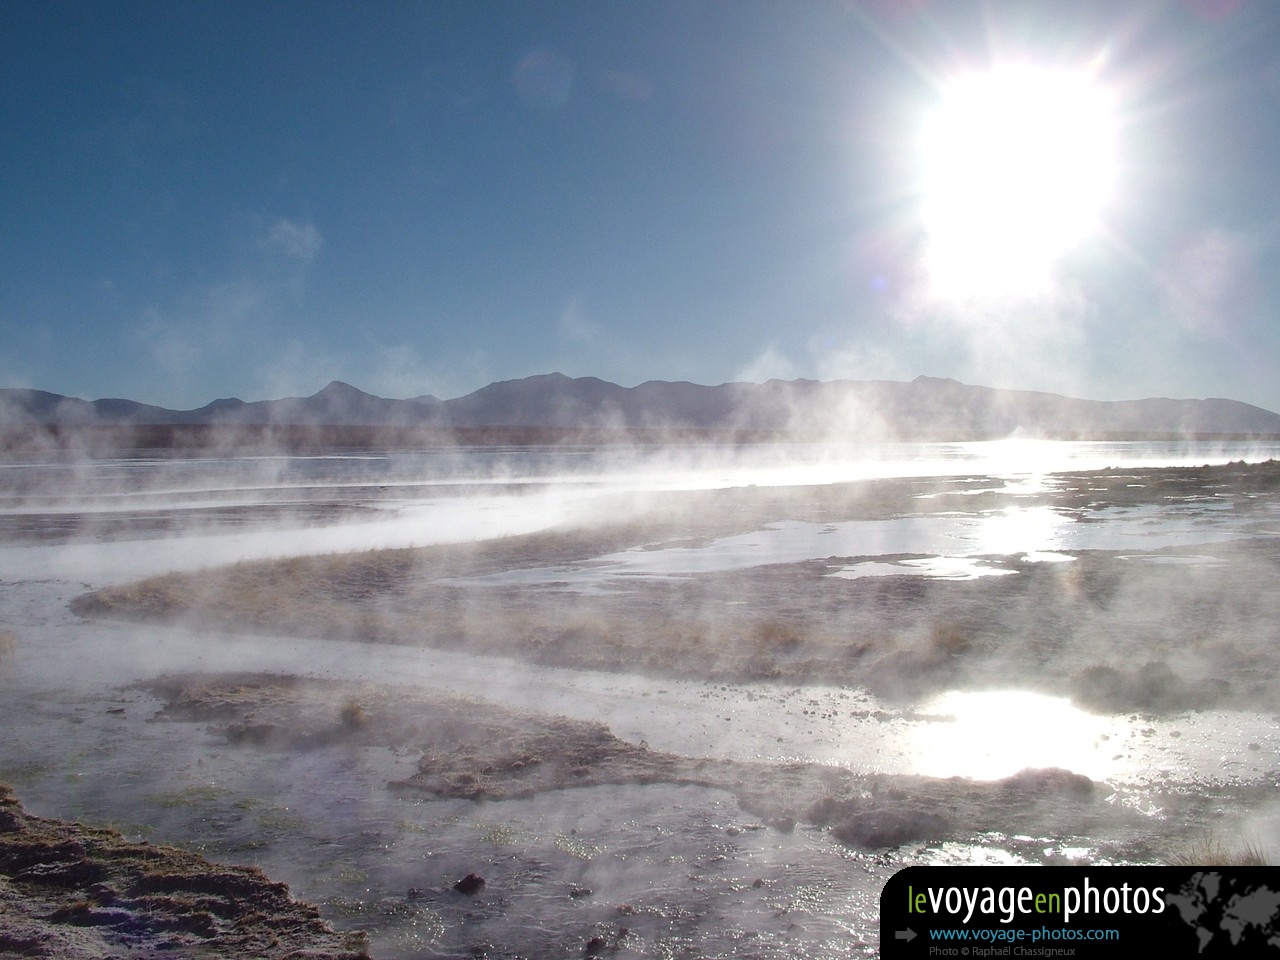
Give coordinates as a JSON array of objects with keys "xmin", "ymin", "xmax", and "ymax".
[{"xmin": 881, "ymin": 866, "xmax": 1280, "ymax": 956}]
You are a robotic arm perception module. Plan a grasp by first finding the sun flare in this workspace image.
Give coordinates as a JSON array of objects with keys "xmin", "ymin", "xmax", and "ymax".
[{"xmin": 920, "ymin": 65, "xmax": 1117, "ymax": 298}]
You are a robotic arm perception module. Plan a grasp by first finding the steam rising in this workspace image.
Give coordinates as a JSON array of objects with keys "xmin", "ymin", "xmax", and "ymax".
[{"xmin": 3, "ymin": 435, "xmax": 1280, "ymax": 957}]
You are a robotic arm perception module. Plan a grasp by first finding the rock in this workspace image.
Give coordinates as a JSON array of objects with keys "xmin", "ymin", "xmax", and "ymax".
[
  {"xmin": 1071, "ymin": 660, "xmax": 1228, "ymax": 714},
  {"xmin": 829, "ymin": 808, "xmax": 951, "ymax": 849},
  {"xmin": 454, "ymin": 872, "xmax": 486, "ymax": 895},
  {"xmin": 999, "ymin": 767, "xmax": 1096, "ymax": 801}
]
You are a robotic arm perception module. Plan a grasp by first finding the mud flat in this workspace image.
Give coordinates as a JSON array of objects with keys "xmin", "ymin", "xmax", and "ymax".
[
  {"xmin": 134, "ymin": 671, "xmax": 1263, "ymax": 859},
  {"xmin": 74, "ymin": 460, "xmax": 1280, "ymax": 712}
]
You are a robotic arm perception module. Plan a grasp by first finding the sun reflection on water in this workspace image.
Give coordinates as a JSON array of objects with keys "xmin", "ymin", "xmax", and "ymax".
[
  {"xmin": 972, "ymin": 504, "xmax": 1071, "ymax": 556},
  {"xmin": 911, "ymin": 690, "xmax": 1124, "ymax": 781}
]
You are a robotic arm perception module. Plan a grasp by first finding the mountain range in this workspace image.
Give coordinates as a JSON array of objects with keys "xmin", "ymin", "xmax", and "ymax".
[{"xmin": 4, "ymin": 373, "xmax": 1280, "ymax": 441}]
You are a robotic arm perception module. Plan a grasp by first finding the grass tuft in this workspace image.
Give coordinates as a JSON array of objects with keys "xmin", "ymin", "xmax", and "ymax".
[
  {"xmin": 1167, "ymin": 835, "xmax": 1271, "ymax": 866},
  {"xmin": 339, "ymin": 698, "xmax": 368, "ymax": 730}
]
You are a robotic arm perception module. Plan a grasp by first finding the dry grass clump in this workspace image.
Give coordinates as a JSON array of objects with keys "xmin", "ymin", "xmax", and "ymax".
[
  {"xmin": 339, "ymin": 698, "xmax": 368, "ymax": 731},
  {"xmin": 71, "ymin": 551, "xmax": 424, "ymax": 642},
  {"xmin": 751, "ymin": 619, "xmax": 805, "ymax": 653},
  {"xmin": 1167, "ymin": 835, "xmax": 1271, "ymax": 866},
  {"xmin": 928, "ymin": 620, "xmax": 975, "ymax": 656}
]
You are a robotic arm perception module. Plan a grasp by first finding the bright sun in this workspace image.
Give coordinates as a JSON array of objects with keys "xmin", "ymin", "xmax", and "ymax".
[{"xmin": 920, "ymin": 64, "xmax": 1117, "ymax": 298}]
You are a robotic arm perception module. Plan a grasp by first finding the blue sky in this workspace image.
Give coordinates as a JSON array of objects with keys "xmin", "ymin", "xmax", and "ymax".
[{"xmin": 4, "ymin": 0, "xmax": 1280, "ymax": 411}]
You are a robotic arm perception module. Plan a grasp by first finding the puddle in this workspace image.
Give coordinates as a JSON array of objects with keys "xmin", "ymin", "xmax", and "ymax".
[
  {"xmin": 452, "ymin": 501, "xmax": 1253, "ymax": 590},
  {"xmin": 831, "ymin": 556, "xmax": 1017, "ymax": 580}
]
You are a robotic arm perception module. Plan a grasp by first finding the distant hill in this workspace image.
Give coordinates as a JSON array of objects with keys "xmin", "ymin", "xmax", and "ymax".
[{"xmin": 3, "ymin": 374, "xmax": 1280, "ymax": 442}]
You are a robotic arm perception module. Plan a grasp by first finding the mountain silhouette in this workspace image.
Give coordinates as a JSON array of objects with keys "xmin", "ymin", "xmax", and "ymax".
[{"xmin": 3, "ymin": 374, "xmax": 1279, "ymax": 440}]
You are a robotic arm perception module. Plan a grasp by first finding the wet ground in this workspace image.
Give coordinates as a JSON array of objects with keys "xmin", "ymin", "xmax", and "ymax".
[{"xmin": 2, "ymin": 441, "xmax": 1280, "ymax": 957}]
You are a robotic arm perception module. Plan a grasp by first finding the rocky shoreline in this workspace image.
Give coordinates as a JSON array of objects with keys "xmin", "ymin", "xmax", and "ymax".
[{"xmin": 0, "ymin": 782, "xmax": 369, "ymax": 959}]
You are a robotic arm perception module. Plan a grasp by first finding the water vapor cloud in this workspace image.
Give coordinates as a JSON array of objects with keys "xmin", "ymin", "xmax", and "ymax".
[{"xmin": 261, "ymin": 218, "xmax": 324, "ymax": 264}]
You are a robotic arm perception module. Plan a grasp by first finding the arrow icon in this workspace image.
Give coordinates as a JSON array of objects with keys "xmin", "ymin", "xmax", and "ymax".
[{"xmin": 895, "ymin": 928, "xmax": 917, "ymax": 942}]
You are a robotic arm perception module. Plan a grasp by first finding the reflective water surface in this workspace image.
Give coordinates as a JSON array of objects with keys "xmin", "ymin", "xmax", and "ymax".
[{"xmin": 1, "ymin": 439, "xmax": 1278, "ymax": 957}]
